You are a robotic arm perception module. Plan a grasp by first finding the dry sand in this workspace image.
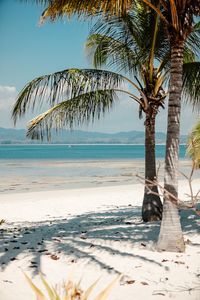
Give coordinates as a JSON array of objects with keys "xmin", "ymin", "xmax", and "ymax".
[{"xmin": 0, "ymin": 181, "xmax": 200, "ymax": 300}]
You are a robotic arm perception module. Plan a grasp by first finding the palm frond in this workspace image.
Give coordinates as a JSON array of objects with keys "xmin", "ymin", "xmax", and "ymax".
[
  {"xmin": 149, "ymin": 9, "xmax": 159, "ymax": 83},
  {"xmin": 27, "ymin": 89, "xmax": 118, "ymax": 140},
  {"xmin": 12, "ymin": 69, "xmax": 123, "ymax": 124},
  {"xmin": 87, "ymin": 5, "xmax": 170, "ymax": 75},
  {"xmin": 183, "ymin": 46, "xmax": 196, "ymax": 64},
  {"xmin": 90, "ymin": 12, "xmax": 144, "ymax": 57},
  {"xmin": 187, "ymin": 119, "xmax": 200, "ymax": 169},
  {"xmin": 185, "ymin": 21, "xmax": 200, "ymax": 58},
  {"xmin": 142, "ymin": 0, "xmax": 168, "ymax": 24},
  {"xmin": 154, "ymin": 72, "xmax": 166, "ymax": 95},
  {"xmin": 19, "ymin": 0, "xmax": 49, "ymax": 4},
  {"xmin": 86, "ymin": 33, "xmax": 141, "ymax": 74},
  {"xmin": 169, "ymin": 0, "xmax": 179, "ymax": 30},
  {"xmin": 39, "ymin": 0, "xmax": 133, "ymax": 22},
  {"xmin": 182, "ymin": 62, "xmax": 200, "ymax": 109}
]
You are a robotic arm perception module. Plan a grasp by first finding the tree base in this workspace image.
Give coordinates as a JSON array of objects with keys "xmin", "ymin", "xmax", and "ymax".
[
  {"xmin": 156, "ymin": 200, "xmax": 185, "ymax": 253},
  {"xmin": 156, "ymin": 237, "xmax": 185, "ymax": 252},
  {"xmin": 142, "ymin": 192, "xmax": 163, "ymax": 222}
]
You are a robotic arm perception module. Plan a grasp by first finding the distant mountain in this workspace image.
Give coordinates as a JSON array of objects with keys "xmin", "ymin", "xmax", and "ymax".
[{"xmin": 0, "ymin": 127, "xmax": 187, "ymax": 144}]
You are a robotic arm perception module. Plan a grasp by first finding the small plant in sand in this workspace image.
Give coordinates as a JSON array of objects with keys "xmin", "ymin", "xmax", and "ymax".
[
  {"xmin": 0, "ymin": 219, "xmax": 5, "ymax": 225},
  {"xmin": 187, "ymin": 120, "xmax": 200, "ymax": 170},
  {"xmin": 24, "ymin": 272, "xmax": 120, "ymax": 300}
]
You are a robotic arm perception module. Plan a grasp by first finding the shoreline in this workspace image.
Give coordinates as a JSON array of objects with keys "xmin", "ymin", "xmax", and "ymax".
[
  {"xmin": 0, "ymin": 159, "xmax": 199, "ymax": 195},
  {"xmin": 0, "ymin": 143, "xmax": 187, "ymax": 145}
]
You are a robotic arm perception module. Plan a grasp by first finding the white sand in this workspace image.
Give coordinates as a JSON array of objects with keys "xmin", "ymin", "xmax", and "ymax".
[{"xmin": 0, "ymin": 180, "xmax": 200, "ymax": 300}]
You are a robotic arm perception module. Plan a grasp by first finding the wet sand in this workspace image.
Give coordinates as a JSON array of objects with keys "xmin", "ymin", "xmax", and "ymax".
[{"xmin": 0, "ymin": 159, "xmax": 199, "ymax": 194}]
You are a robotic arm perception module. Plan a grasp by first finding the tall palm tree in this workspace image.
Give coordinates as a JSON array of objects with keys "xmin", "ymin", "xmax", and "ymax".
[
  {"xmin": 13, "ymin": 3, "xmax": 167, "ymax": 222},
  {"xmin": 150, "ymin": 1, "xmax": 200, "ymax": 252},
  {"xmin": 18, "ymin": 0, "xmax": 200, "ymax": 251}
]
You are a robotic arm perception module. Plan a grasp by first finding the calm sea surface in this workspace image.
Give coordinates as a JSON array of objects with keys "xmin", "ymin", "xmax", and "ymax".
[
  {"xmin": 1, "ymin": 144, "xmax": 194, "ymax": 194},
  {"xmin": 0, "ymin": 144, "xmax": 187, "ymax": 160}
]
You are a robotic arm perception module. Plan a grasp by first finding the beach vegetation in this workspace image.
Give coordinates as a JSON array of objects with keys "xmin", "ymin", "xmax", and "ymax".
[
  {"xmin": 187, "ymin": 119, "xmax": 200, "ymax": 169},
  {"xmin": 24, "ymin": 272, "xmax": 120, "ymax": 300},
  {"xmin": 0, "ymin": 219, "xmax": 5, "ymax": 225}
]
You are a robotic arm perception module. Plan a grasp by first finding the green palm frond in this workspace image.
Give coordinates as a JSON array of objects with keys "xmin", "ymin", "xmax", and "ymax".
[
  {"xmin": 27, "ymin": 90, "xmax": 118, "ymax": 140},
  {"xmin": 86, "ymin": 4, "xmax": 170, "ymax": 81},
  {"xmin": 182, "ymin": 62, "xmax": 200, "ymax": 108},
  {"xmin": 187, "ymin": 119, "xmax": 200, "ymax": 169},
  {"xmin": 89, "ymin": 13, "xmax": 142, "ymax": 57},
  {"xmin": 12, "ymin": 69, "xmax": 123, "ymax": 123},
  {"xmin": 185, "ymin": 21, "xmax": 200, "ymax": 57},
  {"xmin": 86, "ymin": 33, "xmax": 141, "ymax": 73},
  {"xmin": 183, "ymin": 47, "xmax": 196, "ymax": 64}
]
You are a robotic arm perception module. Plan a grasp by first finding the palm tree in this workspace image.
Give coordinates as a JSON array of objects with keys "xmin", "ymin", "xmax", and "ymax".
[
  {"xmin": 18, "ymin": 0, "xmax": 200, "ymax": 251},
  {"xmin": 86, "ymin": 5, "xmax": 167, "ymax": 222},
  {"xmin": 151, "ymin": 2, "xmax": 200, "ymax": 252},
  {"xmin": 13, "ymin": 3, "xmax": 167, "ymax": 222}
]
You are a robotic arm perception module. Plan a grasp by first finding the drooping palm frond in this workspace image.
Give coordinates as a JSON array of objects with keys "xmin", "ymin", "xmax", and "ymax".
[
  {"xmin": 182, "ymin": 62, "xmax": 200, "ymax": 108},
  {"xmin": 85, "ymin": 4, "xmax": 171, "ymax": 90},
  {"xmin": 12, "ymin": 69, "xmax": 124, "ymax": 124},
  {"xmin": 187, "ymin": 119, "xmax": 200, "ymax": 169},
  {"xmin": 27, "ymin": 89, "xmax": 118, "ymax": 140},
  {"xmin": 185, "ymin": 21, "xmax": 200, "ymax": 57},
  {"xmin": 88, "ymin": 5, "xmax": 170, "ymax": 68},
  {"xmin": 86, "ymin": 33, "xmax": 142, "ymax": 74},
  {"xmin": 183, "ymin": 47, "xmax": 196, "ymax": 64}
]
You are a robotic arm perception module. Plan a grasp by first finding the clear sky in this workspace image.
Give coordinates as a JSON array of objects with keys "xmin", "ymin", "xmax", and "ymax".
[{"xmin": 0, "ymin": 0, "xmax": 198, "ymax": 134}]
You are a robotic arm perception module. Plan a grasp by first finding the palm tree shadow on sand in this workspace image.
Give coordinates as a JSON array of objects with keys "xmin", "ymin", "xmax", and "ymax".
[{"xmin": 0, "ymin": 205, "xmax": 199, "ymax": 275}]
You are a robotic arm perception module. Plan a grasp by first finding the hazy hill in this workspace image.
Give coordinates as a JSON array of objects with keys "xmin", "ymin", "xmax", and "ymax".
[{"xmin": 0, "ymin": 127, "xmax": 187, "ymax": 144}]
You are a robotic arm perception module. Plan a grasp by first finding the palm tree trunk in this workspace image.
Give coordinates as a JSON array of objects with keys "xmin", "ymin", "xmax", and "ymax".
[
  {"xmin": 157, "ymin": 41, "xmax": 185, "ymax": 252},
  {"xmin": 142, "ymin": 114, "xmax": 163, "ymax": 222}
]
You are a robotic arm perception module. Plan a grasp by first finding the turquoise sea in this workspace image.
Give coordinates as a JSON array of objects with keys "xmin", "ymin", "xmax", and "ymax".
[
  {"xmin": 0, "ymin": 144, "xmax": 187, "ymax": 160},
  {"xmin": 0, "ymin": 144, "xmax": 194, "ymax": 194}
]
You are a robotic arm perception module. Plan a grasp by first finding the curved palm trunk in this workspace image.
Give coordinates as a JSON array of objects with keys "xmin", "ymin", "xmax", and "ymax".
[
  {"xmin": 157, "ymin": 42, "xmax": 185, "ymax": 252},
  {"xmin": 142, "ymin": 114, "xmax": 163, "ymax": 222}
]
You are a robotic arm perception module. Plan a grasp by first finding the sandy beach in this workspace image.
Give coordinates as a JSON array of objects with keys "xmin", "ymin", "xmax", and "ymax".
[
  {"xmin": 1, "ymin": 0, "xmax": 200, "ymax": 298},
  {"xmin": 0, "ymin": 180, "xmax": 200, "ymax": 300}
]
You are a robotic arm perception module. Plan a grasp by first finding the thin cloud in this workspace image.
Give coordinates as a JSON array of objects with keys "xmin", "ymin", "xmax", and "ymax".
[{"xmin": 0, "ymin": 85, "xmax": 17, "ymax": 109}]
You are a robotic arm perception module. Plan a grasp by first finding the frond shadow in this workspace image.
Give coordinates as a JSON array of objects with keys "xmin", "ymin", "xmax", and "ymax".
[{"xmin": 0, "ymin": 205, "xmax": 199, "ymax": 275}]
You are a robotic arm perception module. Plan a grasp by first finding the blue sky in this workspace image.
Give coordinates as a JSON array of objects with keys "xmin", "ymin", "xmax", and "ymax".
[{"xmin": 0, "ymin": 0, "xmax": 198, "ymax": 134}]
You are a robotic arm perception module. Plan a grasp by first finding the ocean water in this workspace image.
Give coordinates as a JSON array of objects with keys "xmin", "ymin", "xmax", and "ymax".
[
  {"xmin": 1, "ymin": 144, "xmax": 195, "ymax": 194},
  {"xmin": 0, "ymin": 144, "xmax": 187, "ymax": 160}
]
